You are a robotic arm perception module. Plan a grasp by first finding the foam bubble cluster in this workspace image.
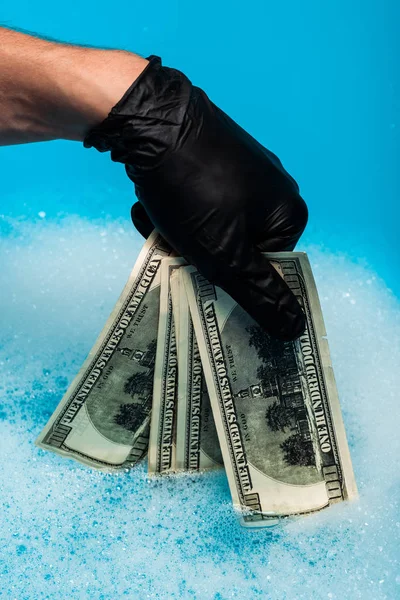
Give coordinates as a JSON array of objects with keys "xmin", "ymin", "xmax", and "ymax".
[{"xmin": 0, "ymin": 215, "xmax": 399, "ymax": 599}]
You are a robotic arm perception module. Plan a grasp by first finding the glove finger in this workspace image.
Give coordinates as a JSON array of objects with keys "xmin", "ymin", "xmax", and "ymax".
[
  {"xmin": 221, "ymin": 250, "xmax": 305, "ymax": 341},
  {"xmin": 179, "ymin": 230, "xmax": 306, "ymax": 342},
  {"xmin": 215, "ymin": 247, "xmax": 306, "ymax": 341},
  {"xmin": 131, "ymin": 201, "xmax": 155, "ymax": 239},
  {"xmin": 253, "ymin": 193, "xmax": 309, "ymax": 253}
]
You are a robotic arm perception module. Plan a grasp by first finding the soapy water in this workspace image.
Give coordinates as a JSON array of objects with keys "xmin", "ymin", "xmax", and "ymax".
[{"xmin": 0, "ymin": 214, "xmax": 399, "ymax": 600}]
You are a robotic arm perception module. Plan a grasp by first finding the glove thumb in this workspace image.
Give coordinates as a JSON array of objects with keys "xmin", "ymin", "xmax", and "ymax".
[{"xmin": 206, "ymin": 244, "xmax": 306, "ymax": 342}]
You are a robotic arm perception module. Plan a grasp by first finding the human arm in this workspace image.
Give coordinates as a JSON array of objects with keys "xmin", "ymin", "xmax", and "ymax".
[
  {"xmin": 0, "ymin": 26, "xmax": 308, "ymax": 340},
  {"xmin": 0, "ymin": 26, "xmax": 148, "ymax": 145}
]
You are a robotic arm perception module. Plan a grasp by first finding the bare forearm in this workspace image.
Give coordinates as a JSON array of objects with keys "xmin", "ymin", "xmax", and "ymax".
[{"xmin": 0, "ymin": 27, "xmax": 148, "ymax": 145}]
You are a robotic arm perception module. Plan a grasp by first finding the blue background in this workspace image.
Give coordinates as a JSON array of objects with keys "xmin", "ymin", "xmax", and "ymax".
[
  {"xmin": 0, "ymin": 3, "xmax": 399, "ymax": 599},
  {"xmin": 1, "ymin": 0, "xmax": 399, "ymax": 292}
]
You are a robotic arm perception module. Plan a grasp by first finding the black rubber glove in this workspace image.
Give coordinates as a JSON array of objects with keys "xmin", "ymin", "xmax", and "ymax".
[{"xmin": 84, "ymin": 55, "xmax": 308, "ymax": 341}]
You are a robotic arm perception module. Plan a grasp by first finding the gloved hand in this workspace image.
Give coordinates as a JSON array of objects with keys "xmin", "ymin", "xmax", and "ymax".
[{"xmin": 84, "ymin": 55, "xmax": 308, "ymax": 341}]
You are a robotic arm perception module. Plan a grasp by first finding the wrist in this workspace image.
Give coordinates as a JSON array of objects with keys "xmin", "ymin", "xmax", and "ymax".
[{"xmin": 43, "ymin": 45, "xmax": 149, "ymax": 142}]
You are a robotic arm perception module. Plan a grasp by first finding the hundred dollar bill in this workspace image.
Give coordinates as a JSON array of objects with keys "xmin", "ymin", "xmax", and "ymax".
[
  {"xmin": 148, "ymin": 258, "xmax": 185, "ymax": 474},
  {"xmin": 170, "ymin": 267, "xmax": 182, "ymax": 343},
  {"xmin": 36, "ymin": 232, "xmax": 172, "ymax": 471},
  {"xmin": 170, "ymin": 267, "xmax": 223, "ymax": 472},
  {"xmin": 182, "ymin": 254, "xmax": 358, "ymax": 526}
]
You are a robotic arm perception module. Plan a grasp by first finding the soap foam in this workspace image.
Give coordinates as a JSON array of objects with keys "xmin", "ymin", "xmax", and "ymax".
[{"xmin": 0, "ymin": 215, "xmax": 399, "ymax": 599}]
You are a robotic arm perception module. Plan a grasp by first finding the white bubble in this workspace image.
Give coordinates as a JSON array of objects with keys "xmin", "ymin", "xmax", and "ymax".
[{"xmin": 0, "ymin": 216, "xmax": 399, "ymax": 599}]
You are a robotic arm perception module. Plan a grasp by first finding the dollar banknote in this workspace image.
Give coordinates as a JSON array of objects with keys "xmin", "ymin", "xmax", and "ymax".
[
  {"xmin": 170, "ymin": 266, "xmax": 182, "ymax": 344},
  {"xmin": 36, "ymin": 232, "xmax": 172, "ymax": 471},
  {"xmin": 170, "ymin": 265, "xmax": 223, "ymax": 472},
  {"xmin": 182, "ymin": 254, "xmax": 358, "ymax": 527},
  {"xmin": 148, "ymin": 258, "xmax": 185, "ymax": 474}
]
